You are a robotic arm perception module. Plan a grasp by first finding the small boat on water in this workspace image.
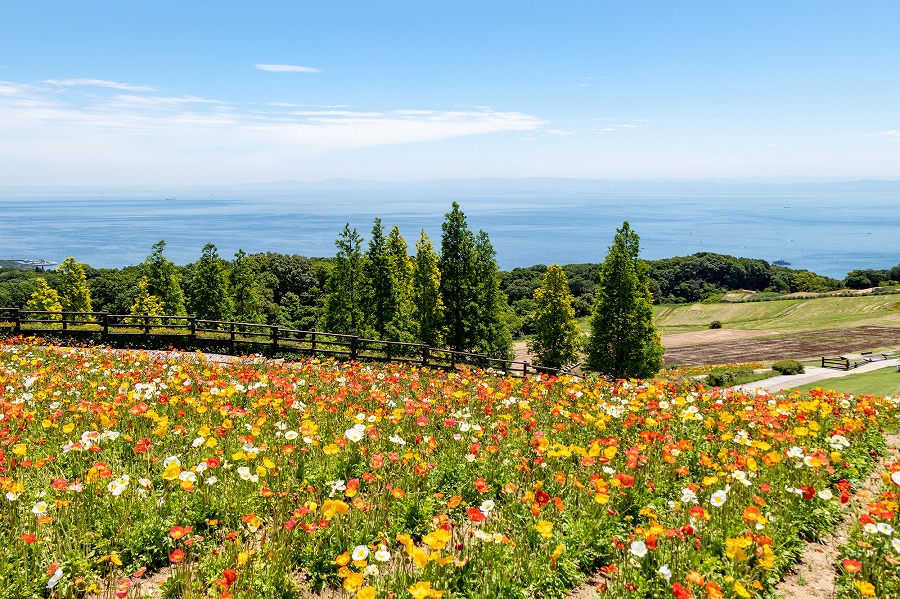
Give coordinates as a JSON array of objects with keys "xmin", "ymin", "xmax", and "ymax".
[{"xmin": 773, "ymin": 259, "xmax": 791, "ymax": 266}]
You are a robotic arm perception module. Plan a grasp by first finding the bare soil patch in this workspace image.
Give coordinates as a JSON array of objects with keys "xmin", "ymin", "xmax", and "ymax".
[
  {"xmin": 662, "ymin": 329, "xmax": 777, "ymax": 348},
  {"xmin": 664, "ymin": 326, "xmax": 900, "ymax": 366}
]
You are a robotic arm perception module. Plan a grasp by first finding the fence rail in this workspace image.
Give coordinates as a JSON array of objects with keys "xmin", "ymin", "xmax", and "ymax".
[{"xmin": 0, "ymin": 308, "xmax": 575, "ymax": 377}]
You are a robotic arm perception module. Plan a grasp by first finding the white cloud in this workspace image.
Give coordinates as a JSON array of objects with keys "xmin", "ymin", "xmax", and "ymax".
[
  {"xmin": 0, "ymin": 77, "xmax": 547, "ymax": 184},
  {"xmin": 877, "ymin": 129, "xmax": 900, "ymax": 141},
  {"xmin": 43, "ymin": 78, "xmax": 155, "ymax": 92},
  {"xmin": 254, "ymin": 64, "xmax": 320, "ymax": 73}
]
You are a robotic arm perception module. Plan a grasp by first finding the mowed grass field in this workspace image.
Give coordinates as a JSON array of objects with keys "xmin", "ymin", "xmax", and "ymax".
[
  {"xmin": 653, "ymin": 294, "xmax": 900, "ymax": 334},
  {"xmin": 794, "ymin": 365, "xmax": 900, "ymax": 397}
]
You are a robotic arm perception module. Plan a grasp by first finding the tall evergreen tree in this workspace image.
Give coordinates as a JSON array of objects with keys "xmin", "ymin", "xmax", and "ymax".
[
  {"xmin": 364, "ymin": 218, "xmax": 399, "ymax": 338},
  {"xmin": 386, "ymin": 225, "xmax": 415, "ymax": 340},
  {"xmin": 25, "ymin": 278, "xmax": 62, "ymax": 319},
  {"xmin": 586, "ymin": 222, "xmax": 664, "ymax": 379},
  {"xmin": 529, "ymin": 264, "xmax": 582, "ymax": 368},
  {"xmin": 229, "ymin": 249, "xmax": 262, "ymax": 323},
  {"xmin": 56, "ymin": 257, "xmax": 92, "ymax": 317},
  {"xmin": 413, "ymin": 229, "xmax": 444, "ymax": 347},
  {"xmin": 322, "ymin": 225, "xmax": 368, "ymax": 336},
  {"xmin": 439, "ymin": 202, "xmax": 476, "ymax": 351},
  {"xmin": 128, "ymin": 277, "xmax": 164, "ymax": 325},
  {"xmin": 470, "ymin": 230, "xmax": 512, "ymax": 358},
  {"xmin": 188, "ymin": 243, "xmax": 232, "ymax": 322},
  {"xmin": 145, "ymin": 240, "xmax": 185, "ymax": 315}
]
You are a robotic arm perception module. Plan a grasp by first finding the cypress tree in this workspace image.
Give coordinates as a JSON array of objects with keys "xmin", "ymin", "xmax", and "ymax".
[
  {"xmin": 439, "ymin": 202, "xmax": 476, "ymax": 351},
  {"xmin": 470, "ymin": 230, "xmax": 512, "ymax": 358},
  {"xmin": 529, "ymin": 264, "xmax": 582, "ymax": 368},
  {"xmin": 128, "ymin": 277, "xmax": 164, "ymax": 324},
  {"xmin": 386, "ymin": 225, "xmax": 415, "ymax": 340},
  {"xmin": 413, "ymin": 229, "xmax": 444, "ymax": 347},
  {"xmin": 364, "ymin": 218, "xmax": 399, "ymax": 338},
  {"xmin": 188, "ymin": 243, "xmax": 232, "ymax": 322},
  {"xmin": 145, "ymin": 240, "xmax": 185, "ymax": 315},
  {"xmin": 56, "ymin": 257, "xmax": 92, "ymax": 318},
  {"xmin": 586, "ymin": 222, "xmax": 664, "ymax": 379},
  {"xmin": 229, "ymin": 249, "xmax": 262, "ymax": 323},
  {"xmin": 322, "ymin": 224, "xmax": 368, "ymax": 336}
]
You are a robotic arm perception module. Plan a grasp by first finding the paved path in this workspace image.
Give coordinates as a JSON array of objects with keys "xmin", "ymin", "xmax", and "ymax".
[{"xmin": 733, "ymin": 358, "xmax": 900, "ymax": 393}]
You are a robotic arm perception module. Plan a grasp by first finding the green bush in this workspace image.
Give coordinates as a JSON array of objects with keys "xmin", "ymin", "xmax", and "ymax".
[
  {"xmin": 772, "ymin": 359, "xmax": 805, "ymax": 375},
  {"xmin": 705, "ymin": 366, "xmax": 756, "ymax": 387},
  {"xmin": 709, "ymin": 320, "xmax": 722, "ymax": 329}
]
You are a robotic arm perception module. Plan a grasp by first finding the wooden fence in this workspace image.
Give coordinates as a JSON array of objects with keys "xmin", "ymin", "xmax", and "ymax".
[{"xmin": 0, "ymin": 308, "xmax": 574, "ymax": 377}]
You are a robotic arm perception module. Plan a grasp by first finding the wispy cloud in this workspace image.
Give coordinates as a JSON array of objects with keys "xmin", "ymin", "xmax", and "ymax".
[
  {"xmin": 876, "ymin": 129, "xmax": 900, "ymax": 141},
  {"xmin": 0, "ymin": 77, "xmax": 547, "ymax": 184},
  {"xmin": 254, "ymin": 64, "xmax": 320, "ymax": 73},
  {"xmin": 43, "ymin": 78, "xmax": 155, "ymax": 92},
  {"xmin": 545, "ymin": 129, "xmax": 575, "ymax": 136}
]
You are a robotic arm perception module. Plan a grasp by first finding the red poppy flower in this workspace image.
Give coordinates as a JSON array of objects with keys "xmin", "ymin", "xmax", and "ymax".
[
  {"xmin": 466, "ymin": 507, "xmax": 486, "ymax": 523},
  {"xmin": 842, "ymin": 559, "xmax": 862, "ymax": 573},
  {"xmin": 169, "ymin": 548, "xmax": 186, "ymax": 563}
]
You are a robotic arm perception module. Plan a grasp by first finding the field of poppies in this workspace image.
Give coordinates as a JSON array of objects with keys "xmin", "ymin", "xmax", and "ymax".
[{"xmin": 1, "ymin": 336, "xmax": 899, "ymax": 599}]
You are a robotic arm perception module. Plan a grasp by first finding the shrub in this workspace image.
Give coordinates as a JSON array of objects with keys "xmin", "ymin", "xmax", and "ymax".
[
  {"xmin": 772, "ymin": 359, "xmax": 805, "ymax": 375},
  {"xmin": 709, "ymin": 320, "xmax": 722, "ymax": 329},
  {"xmin": 704, "ymin": 366, "xmax": 760, "ymax": 387}
]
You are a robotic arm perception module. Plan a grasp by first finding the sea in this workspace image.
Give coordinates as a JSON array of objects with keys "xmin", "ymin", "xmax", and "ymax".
[{"xmin": 2, "ymin": 186, "xmax": 899, "ymax": 279}]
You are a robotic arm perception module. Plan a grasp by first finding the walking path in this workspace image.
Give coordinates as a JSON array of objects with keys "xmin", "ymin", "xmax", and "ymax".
[{"xmin": 732, "ymin": 358, "xmax": 900, "ymax": 393}]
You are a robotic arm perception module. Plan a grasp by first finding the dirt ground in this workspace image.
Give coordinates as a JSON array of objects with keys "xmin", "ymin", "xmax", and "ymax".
[{"xmin": 662, "ymin": 326, "xmax": 900, "ymax": 366}]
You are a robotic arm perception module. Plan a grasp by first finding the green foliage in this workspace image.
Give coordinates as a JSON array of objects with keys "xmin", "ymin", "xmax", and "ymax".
[
  {"xmin": 470, "ymin": 231, "xmax": 512, "ymax": 358},
  {"xmin": 709, "ymin": 320, "xmax": 722, "ymax": 329},
  {"xmin": 438, "ymin": 203, "xmax": 510, "ymax": 357},
  {"xmin": 364, "ymin": 218, "xmax": 402, "ymax": 339},
  {"xmin": 188, "ymin": 243, "xmax": 233, "ymax": 322},
  {"xmin": 230, "ymin": 249, "xmax": 262, "ymax": 324},
  {"xmin": 586, "ymin": 222, "xmax": 664, "ymax": 379},
  {"xmin": 128, "ymin": 277, "xmax": 165, "ymax": 324},
  {"xmin": 89, "ymin": 266, "xmax": 144, "ymax": 314},
  {"xmin": 440, "ymin": 202, "xmax": 477, "ymax": 351},
  {"xmin": 322, "ymin": 224, "xmax": 368, "ymax": 336},
  {"xmin": 771, "ymin": 359, "xmax": 804, "ymax": 375},
  {"xmin": 145, "ymin": 240, "xmax": 186, "ymax": 315},
  {"xmin": 386, "ymin": 225, "xmax": 416, "ymax": 340},
  {"xmin": 704, "ymin": 366, "xmax": 758, "ymax": 387},
  {"xmin": 413, "ymin": 229, "xmax": 445, "ymax": 347},
  {"xmin": 56, "ymin": 257, "xmax": 93, "ymax": 314},
  {"xmin": 528, "ymin": 264, "xmax": 582, "ymax": 368},
  {"xmin": 24, "ymin": 278, "xmax": 62, "ymax": 317}
]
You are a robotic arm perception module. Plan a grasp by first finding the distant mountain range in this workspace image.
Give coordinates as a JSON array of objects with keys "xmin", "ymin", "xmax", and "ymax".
[{"xmin": 2, "ymin": 178, "xmax": 900, "ymax": 198}]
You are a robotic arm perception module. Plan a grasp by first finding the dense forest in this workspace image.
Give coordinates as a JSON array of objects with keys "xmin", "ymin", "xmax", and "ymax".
[{"xmin": 3, "ymin": 218, "xmax": 898, "ymax": 345}]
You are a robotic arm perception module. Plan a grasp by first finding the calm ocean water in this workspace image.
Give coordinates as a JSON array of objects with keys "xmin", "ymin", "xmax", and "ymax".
[{"xmin": 2, "ymin": 190, "xmax": 899, "ymax": 279}]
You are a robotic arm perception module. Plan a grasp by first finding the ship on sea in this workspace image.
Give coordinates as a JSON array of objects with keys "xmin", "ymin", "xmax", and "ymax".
[{"xmin": 772, "ymin": 259, "xmax": 792, "ymax": 266}]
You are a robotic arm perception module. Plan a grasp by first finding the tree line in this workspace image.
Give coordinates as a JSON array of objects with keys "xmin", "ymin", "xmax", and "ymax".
[{"xmin": 2, "ymin": 203, "xmax": 514, "ymax": 359}]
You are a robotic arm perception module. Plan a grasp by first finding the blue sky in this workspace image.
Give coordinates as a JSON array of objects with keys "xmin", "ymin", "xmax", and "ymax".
[{"xmin": 2, "ymin": 1, "xmax": 899, "ymax": 186}]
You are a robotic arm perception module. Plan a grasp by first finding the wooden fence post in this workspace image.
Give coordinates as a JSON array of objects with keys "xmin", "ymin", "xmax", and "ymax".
[
  {"xmin": 101, "ymin": 312, "xmax": 109, "ymax": 341},
  {"xmin": 271, "ymin": 325, "xmax": 279, "ymax": 352},
  {"xmin": 189, "ymin": 316, "xmax": 196, "ymax": 342},
  {"xmin": 62, "ymin": 311, "xmax": 68, "ymax": 331},
  {"xmin": 350, "ymin": 336, "xmax": 358, "ymax": 360},
  {"xmin": 12, "ymin": 308, "xmax": 21, "ymax": 335},
  {"xmin": 310, "ymin": 331, "xmax": 316, "ymax": 352},
  {"xmin": 421, "ymin": 345, "xmax": 429, "ymax": 366}
]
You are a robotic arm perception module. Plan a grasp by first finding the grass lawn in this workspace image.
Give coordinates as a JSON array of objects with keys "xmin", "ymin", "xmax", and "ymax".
[
  {"xmin": 794, "ymin": 365, "xmax": 900, "ymax": 396},
  {"xmin": 654, "ymin": 294, "xmax": 900, "ymax": 334}
]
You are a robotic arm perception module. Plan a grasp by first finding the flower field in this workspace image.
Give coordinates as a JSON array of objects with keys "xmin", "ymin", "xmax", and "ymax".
[
  {"xmin": 1, "ymin": 337, "xmax": 899, "ymax": 599},
  {"xmin": 837, "ymin": 448, "xmax": 900, "ymax": 598}
]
